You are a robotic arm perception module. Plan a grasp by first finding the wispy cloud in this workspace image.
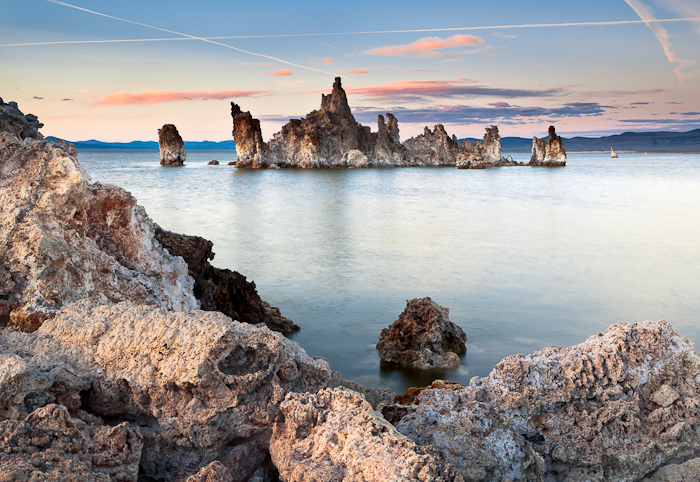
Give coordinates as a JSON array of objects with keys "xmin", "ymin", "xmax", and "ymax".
[
  {"xmin": 345, "ymin": 79, "xmax": 561, "ymax": 101},
  {"xmin": 95, "ymin": 89, "xmax": 268, "ymax": 106},
  {"xmin": 623, "ymin": 0, "xmax": 694, "ymax": 86},
  {"xmin": 367, "ymin": 34, "xmax": 484, "ymax": 56},
  {"xmin": 346, "ymin": 68, "xmax": 370, "ymax": 74},
  {"xmin": 61, "ymin": 98, "xmax": 74, "ymax": 101},
  {"xmin": 270, "ymin": 69, "xmax": 293, "ymax": 77},
  {"xmin": 322, "ymin": 58, "xmax": 332, "ymax": 65},
  {"xmin": 32, "ymin": 96, "xmax": 44, "ymax": 100},
  {"xmin": 670, "ymin": 111, "xmax": 700, "ymax": 116}
]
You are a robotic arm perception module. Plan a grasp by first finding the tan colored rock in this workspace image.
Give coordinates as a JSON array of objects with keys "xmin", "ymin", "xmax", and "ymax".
[
  {"xmin": 270, "ymin": 388, "xmax": 464, "ymax": 482},
  {"xmin": 184, "ymin": 461, "xmax": 234, "ymax": 482},
  {"xmin": 0, "ymin": 403, "xmax": 142, "ymax": 482},
  {"xmin": 399, "ymin": 320, "xmax": 700, "ymax": 481},
  {"xmin": 376, "ymin": 297, "xmax": 467, "ymax": 369},
  {"xmin": 158, "ymin": 124, "xmax": 186, "ymax": 166},
  {"xmin": 208, "ymin": 159, "xmax": 220, "ymax": 165},
  {"xmin": 231, "ymin": 103, "xmax": 268, "ymax": 167},
  {"xmin": 0, "ymin": 133, "xmax": 198, "ymax": 330},
  {"xmin": 640, "ymin": 457, "xmax": 700, "ymax": 481},
  {"xmin": 404, "ymin": 124, "xmax": 458, "ymax": 166},
  {"xmin": 529, "ymin": 125, "xmax": 566, "ymax": 166},
  {"xmin": 0, "ymin": 300, "xmax": 331, "ymax": 480}
]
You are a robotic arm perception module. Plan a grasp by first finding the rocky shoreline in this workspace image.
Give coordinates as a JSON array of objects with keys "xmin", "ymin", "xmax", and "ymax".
[
  {"xmin": 2, "ymin": 100, "xmax": 699, "ymax": 481},
  {"xmin": 231, "ymin": 78, "xmax": 566, "ymax": 169}
]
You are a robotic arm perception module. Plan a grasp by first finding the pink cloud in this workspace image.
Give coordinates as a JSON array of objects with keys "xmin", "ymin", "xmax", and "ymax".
[
  {"xmin": 322, "ymin": 58, "xmax": 332, "ymax": 65},
  {"xmin": 490, "ymin": 102, "xmax": 511, "ymax": 108},
  {"xmin": 270, "ymin": 69, "xmax": 293, "ymax": 77},
  {"xmin": 95, "ymin": 89, "xmax": 268, "ymax": 106},
  {"xmin": 347, "ymin": 68, "xmax": 370, "ymax": 74},
  {"xmin": 368, "ymin": 35, "xmax": 484, "ymax": 56}
]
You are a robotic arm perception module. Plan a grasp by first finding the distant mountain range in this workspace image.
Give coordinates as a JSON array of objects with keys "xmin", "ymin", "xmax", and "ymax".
[
  {"xmin": 465, "ymin": 128, "xmax": 700, "ymax": 153},
  {"xmin": 51, "ymin": 128, "xmax": 700, "ymax": 153},
  {"xmin": 46, "ymin": 138, "xmax": 237, "ymax": 150}
]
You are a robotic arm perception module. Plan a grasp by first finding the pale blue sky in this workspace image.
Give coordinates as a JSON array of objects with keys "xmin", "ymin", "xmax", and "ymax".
[{"xmin": 1, "ymin": 0, "xmax": 699, "ymax": 141}]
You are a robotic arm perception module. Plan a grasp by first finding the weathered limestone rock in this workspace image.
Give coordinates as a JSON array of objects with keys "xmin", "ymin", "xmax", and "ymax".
[
  {"xmin": 403, "ymin": 125, "xmax": 458, "ymax": 166},
  {"xmin": 376, "ymin": 297, "xmax": 467, "ymax": 369},
  {"xmin": 456, "ymin": 125, "xmax": 520, "ymax": 169},
  {"xmin": 0, "ymin": 403, "xmax": 142, "ymax": 482},
  {"xmin": 0, "ymin": 97, "xmax": 44, "ymax": 140},
  {"xmin": 398, "ymin": 320, "xmax": 700, "ymax": 481},
  {"xmin": 328, "ymin": 370, "xmax": 396, "ymax": 409},
  {"xmin": 158, "ymin": 124, "xmax": 186, "ymax": 166},
  {"xmin": 207, "ymin": 159, "xmax": 220, "ymax": 165},
  {"xmin": 154, "ymin": 227, "xmax": 299, "ymax": 333},
  {"xmin": 270, "ymin": 388, "xmax": 465, "ymax": 482},
  {"xmin": 373, "ymin": 113, "xmax": 408, "ymax": 166},
  {"xmin": 231, "ymin": 103, "xmax": 268, "ymax": 167},
  {"xmin": 0, "ymin": 132, "xmax": 198, "ymax": 331},
  {"xmin": 530, "ymin": 125, "xmax": 566, "ymax": 166},
  {"xmin": 184, "ymin": 461, "xmax": 234, "ymax": 482},
  {"xmin": 0, "ymin": 300, "xmax": 331, "ymax": 480},
  {"xmin": 640, "ymin": 458, "xmax": 700, "ymax": 481}
]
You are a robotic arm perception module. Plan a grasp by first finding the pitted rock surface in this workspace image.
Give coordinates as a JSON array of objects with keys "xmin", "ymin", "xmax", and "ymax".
[
  {"xmin": 270, "ymin": 388, "xmax": 465, "ymax": 482},
  {"xmin": 530, "ymin": 125, "xmax": 566, "ymax": 166},
  {"xmin": 158, "ymin": 124, "xmax": 186, "ymax": 166}
]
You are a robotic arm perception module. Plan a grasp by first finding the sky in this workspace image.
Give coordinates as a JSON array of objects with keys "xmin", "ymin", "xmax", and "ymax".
[{"xmin": 1, "ymin": 0, "xmax": 700, "ymax": 142}]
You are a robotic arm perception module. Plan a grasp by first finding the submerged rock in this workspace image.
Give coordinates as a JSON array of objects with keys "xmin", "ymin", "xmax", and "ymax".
[
  {"xmin": 0, "ymin": 300, "xmax": 330, "ymax": 480},
  {"xmin": 0, "ymin": 132, "xmax": 198, "ymax": 331},
  {"xmin": 397, "ymin": 320, "xmax": 700, "ymax": 481},
  {"xmin": 154, "ymin": 227, "xmax": 299, "ymax": 334},
  {"xmin": 208, "ymin": 159, "xmax": 220, "ymax": 165},
  {"xmin": 376, "ymin": 297, "xmax": 467, "ymax": 369},
  {"xmin": 0, "ymin": 97, "xmax": 44, "ymax": 140},
  {"xmin": 158, "ymin": 124, "xmax": 186, "ymax": 166},
  {"xmin": 270, "ymin": 388, "xmax": 465, "ymax": 482},
  {"xmin": 530, "ymin": 125, "xmax": 566, "ymax": 166}
]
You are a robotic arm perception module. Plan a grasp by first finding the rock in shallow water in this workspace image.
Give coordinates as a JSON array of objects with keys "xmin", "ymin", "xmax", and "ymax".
[
  {"xmin": 530, "ymin": 125, "xmax": 566, "ymax": 166},
  {"xmin": 158, "ymin": 124, "xmax": 186, "ymax": 166},
  {"xmin": 376, "ymin": 297, "xmax": 467, "ymax": 369}
]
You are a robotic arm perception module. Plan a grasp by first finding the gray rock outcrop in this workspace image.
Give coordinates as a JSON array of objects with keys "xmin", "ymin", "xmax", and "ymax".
[
  {"xmin": 158, "ymin": 124, "xmax": 186, "ymax": 166},
  {"xmin": 376, "ymin": 297, "xmax": 467, "ymax": 369},
  {"xmin": 530, "ymin": 125, "xmax": 567, "ymax": 166},
  {"xmin": 395, "ymin": 320, "xmax": 700, "ymax": 481},
  {"xmin": 0, "ymin": 97, "xmax": 44, "ymax": 140}
]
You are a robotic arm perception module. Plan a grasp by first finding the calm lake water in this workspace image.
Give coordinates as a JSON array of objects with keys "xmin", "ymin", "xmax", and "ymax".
[{"xmin": 78, "ymin": 149, "xmax": 700, "ymax": 393}]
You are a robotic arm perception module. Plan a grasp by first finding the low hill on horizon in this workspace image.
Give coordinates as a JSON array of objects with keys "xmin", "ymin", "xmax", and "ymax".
[{"xmin": 51, "ymin": 128, "xmax": 700, "ymax": 153}]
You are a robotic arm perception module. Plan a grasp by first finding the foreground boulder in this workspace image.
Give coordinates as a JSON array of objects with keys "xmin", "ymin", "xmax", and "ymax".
[
  {"xmin": 530, "ymin": 125, "xmax": 567, "ymax": 166},
  {"xmin": 158, "ymin": 124, "xmax": 186, "ymax": 166},
  {"xmin": 0, "ymin": 300, "xmax": 330, "ymax": 480},
  {"xmin": 0, "ymin": 132, "xmax": 198, "ymax": 331},
  {"xmin": 376, "ymin": 297, "xmax": 467, "ymax": 369},
  {"xmin": 270, "ymin": 388, "xmax": 464, "ymax": 482},
  {"xmin": 396, "ymin": 320, "xmax": 700, "ymax": 481}
]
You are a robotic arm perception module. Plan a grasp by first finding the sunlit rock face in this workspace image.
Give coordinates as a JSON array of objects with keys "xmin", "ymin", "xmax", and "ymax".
[
  {"xmin": 231, "ymin": 103, "xmax": 268, "ymax": 167},
  {"xmin": 158, "ymin": 124, "xmax": 186, "ymax": 166},
  {"xmin": 270, "ymin": 388, "xmax": 465, "ymax": 482},
  {"xmin": 530, "ymin": 125, "xmax": 567, "ymax": 166},
  {"xmin": 0, "ymin": 132, "xmax": 198, "ymax": 331},
  {"xmin": 0, "ymin": 300, "xmax": 331, "ymax": 480},
  {"xmin": 396, "ymin": 320, "xmax": 700, "ymax": 481}
]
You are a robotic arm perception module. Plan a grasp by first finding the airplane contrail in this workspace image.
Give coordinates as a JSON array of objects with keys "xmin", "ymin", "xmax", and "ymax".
[
  {"xmin": 43, "ymin": 0, "xmax": 343, "ymax": 78},
  {"xmin": 3, "ymin": 16, "xmax": 700, "ymax": 48}
]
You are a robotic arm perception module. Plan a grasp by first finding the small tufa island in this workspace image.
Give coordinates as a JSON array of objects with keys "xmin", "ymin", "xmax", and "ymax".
[
  {"xmin": 232, "ymin": 77, "xmax": 566, "ymax": 169},
  {"xmin": 158, "ymin": 123, "xmax": 186, "ymax": 165}
]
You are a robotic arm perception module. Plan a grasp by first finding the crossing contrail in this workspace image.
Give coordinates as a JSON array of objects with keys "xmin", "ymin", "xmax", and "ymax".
[
  {"xmin": 3, "ymin": 15, "xmax": 700, "ymax": 48},
  {"xmin": 42, "ymin": 0, "xmax": 343, "ymax": 77}
]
